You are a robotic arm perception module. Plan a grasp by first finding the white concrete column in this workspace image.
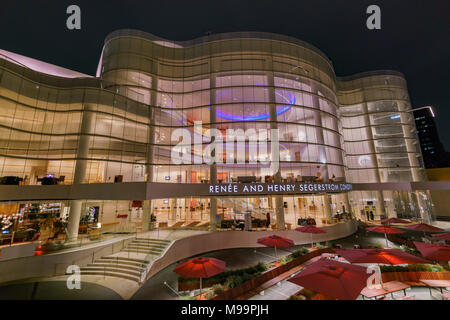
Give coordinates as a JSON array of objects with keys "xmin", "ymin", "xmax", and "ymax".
[
  {"xmin": 209, "ymin": 68, "xmax": 217, "ymax": 231},
  {"xmin": 362, "ymin": 103, "xmax": 387, "ymax": 217},
  {"xmin": 146, "ymin": 74, "xmax": 158, "ymax": 183},
  {"xmin": 415, "ymin": 191, "xmax": 431, "ymax": 224},
  {"xmin": 210, "ymin": 197, "xmax": 217, "ymax": 230},
  {"xmin": 67, "ymin": 103, "xmax": 94, "ymax": 241},
  {"xmin": 311, "ymin": 85, "xmax": 332, "ymax": 223},
  {"xmin": 210, "ymin": 75, "xmax": 218, "ymax": 185},
  {"xmin": 144, "ymin": 71, "xmax": 159, "ymax": 232},
  {"xmin": 323, "ymin": 194, "xmax": 332, "ymax": 220},
  {"xmin": 170, "ymin": 198, "xmax": 177, "ymax": 222},
  {"xmin": 343, "ymin": 193, "xmax": 352, "ymax": 217},
  {"xmin": 424, "ymin": 190, "xmax": 436, "ymax": 223},
  {"xmin": 67, "ymin": 200, "xmax": 83, "ymax": 241},
  {"xmin": 376, "ymin": 191, "xmax": 386, "ymax": 218},
  {"xmin": 72, "ymin": 104, "xmax": 93, "ymax": 184},
  {"xmin": 142, "ymin": 200, "xmax": 151, "ymax": 231},
  {"xmin": 311, "ymin": 85, "xmax": 328, "ymax": 181},
  {"xmin": 268, "ymin": 71, "xmax": 285, "ymax": 230}
]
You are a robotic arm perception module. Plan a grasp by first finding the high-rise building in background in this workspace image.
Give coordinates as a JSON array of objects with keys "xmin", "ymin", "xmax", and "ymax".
[{"xmin": 414, "ymin": 107, "xmax": 450, "ymax": 168}]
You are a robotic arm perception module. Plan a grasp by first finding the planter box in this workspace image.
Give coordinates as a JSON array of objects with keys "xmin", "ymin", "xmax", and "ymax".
[
  {"xmin": 212, "ymin": 247, "xmax": 334, "ymax": 300},
  {"xmin": 178, "ymin": 278, "xmax": 220, "ymax": 292},
  {"xmin": 177, "ymin": 264, "xmax": 280, "ymax": 292},
  {"xmin": 386, "ymin": 234, "xmax": 415, "ymax": 248}
]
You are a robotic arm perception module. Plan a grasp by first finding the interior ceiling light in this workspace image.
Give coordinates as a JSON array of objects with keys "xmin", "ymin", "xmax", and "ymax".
[{"xmin": 215, "ymin": 88, "xmax": 295, "ymax": 121}]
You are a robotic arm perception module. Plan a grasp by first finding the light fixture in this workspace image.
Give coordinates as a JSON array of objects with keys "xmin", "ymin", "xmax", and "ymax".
[{"xmin": 426, "ymin": 106, "xmax": 435, "ymax": 117}]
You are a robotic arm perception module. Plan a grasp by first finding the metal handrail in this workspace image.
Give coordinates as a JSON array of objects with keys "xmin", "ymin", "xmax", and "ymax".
[{"xmin": 53, "ymin": 237, "xmax": 128, "ymax": 276}]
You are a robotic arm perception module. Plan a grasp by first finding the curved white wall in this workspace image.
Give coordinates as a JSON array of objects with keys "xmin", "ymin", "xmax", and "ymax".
[{"xmin": 146, "ymin": 220, "xmax": 357, "ymax": 279}]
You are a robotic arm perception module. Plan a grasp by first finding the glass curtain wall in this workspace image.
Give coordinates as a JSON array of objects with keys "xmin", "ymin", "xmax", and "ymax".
[
  {"xmin": 337, "ymin": 72, "xmax": 431, "ymax": 221},
  {"xmin": 100, "ymin": 34, "xmax": 345, "ymax": 185}
]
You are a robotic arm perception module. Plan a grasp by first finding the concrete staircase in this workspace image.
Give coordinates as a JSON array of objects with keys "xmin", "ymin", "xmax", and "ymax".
[
  {"xmin": 77, "ymin": 238, "xmax": 172, "ymax": 283},
  {"xmin": 122, "ymin": 238, "xmax": 170, "ymax": 255}
]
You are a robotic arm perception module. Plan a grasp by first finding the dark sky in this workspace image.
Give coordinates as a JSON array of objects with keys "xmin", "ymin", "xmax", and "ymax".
[{"xmin": 1, "ymin": 0, "xmax": 449, "ymax": 148}]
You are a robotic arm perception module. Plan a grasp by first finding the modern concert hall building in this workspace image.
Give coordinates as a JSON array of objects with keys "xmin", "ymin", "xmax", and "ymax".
[{"xmin": 0, "ymin": 30, "xmax": 438, "ymax": 241}]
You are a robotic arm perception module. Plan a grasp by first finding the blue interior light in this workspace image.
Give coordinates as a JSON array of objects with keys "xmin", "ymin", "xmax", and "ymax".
[{"xmin": 215, "ymin": 88, "xmax": 295, "ymax": 121}]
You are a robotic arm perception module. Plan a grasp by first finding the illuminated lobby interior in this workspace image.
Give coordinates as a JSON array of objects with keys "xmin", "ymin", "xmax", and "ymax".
[{"xmin": 0, "ymin": 30, "xmax": 436, "ymax": 243}]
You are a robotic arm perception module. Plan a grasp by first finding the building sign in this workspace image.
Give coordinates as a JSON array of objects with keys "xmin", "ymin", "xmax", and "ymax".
[{"xmin": 208, "ymin": 183, "xmax": 352, "ymax": 195}]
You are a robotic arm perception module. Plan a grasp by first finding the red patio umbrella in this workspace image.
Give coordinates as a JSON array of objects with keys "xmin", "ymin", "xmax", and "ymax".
[
  {"xmin": 334, "ymin": 248, "xmax": 430, "ymax": 265},
  {"xmin": 413, "ymin": 241, "xmax": 450, "ymax": 262},
  {"xmin": 432, "ymin": 233, "xmax": 450, "ymax": 241},
  {"xmin": 295, "ymin": 225, "xmax": 327, "ymax": 248},
  {"xmin": 257, "ymin": 235, "xmax": 294, "ymax": 257},
  {"xmin": 366, "ymin": 226, "xmax": 405, "ymax": 248},
  {"xmin": 381, "ymin": 218, "xmax": 411, "ymax": 225},
  {"xmin": 405, "ymin": 223, "xmax": 444, "ymax": 232},
  {"xmin": 288, "ymin": 259, "xmax": 370, "ymax": 300},
  {"xmin": 174, "ymin": 257, "xmax": 226, "ymax": 293}
]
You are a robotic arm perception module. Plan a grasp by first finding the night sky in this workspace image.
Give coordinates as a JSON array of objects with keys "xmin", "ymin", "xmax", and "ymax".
[{"xmin": 0, "ymin": 0, "xmax": 449, "ymax": 148}]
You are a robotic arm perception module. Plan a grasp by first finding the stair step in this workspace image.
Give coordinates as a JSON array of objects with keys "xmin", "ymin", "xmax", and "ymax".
[
  {"xmin": 135, "ymin": 238, "xmax": 171, "ymax": 243},
  {"xmin": 121, "ymin": 249, "xmax": 163, "ymax": 255},
  {"xmin": 87, "ymin": 263, "xmax": 146, "ymax": 273},
  {"xmin": 126, "ymin": 245, "xmax": 165, "ymax": 251},
  {"xmin": 124, "ymin": 249, "xmax": 164, "ymax": 254},
  {"xmin": 123, "ymin": 247, "xmax": 164, "ymax": 251},
  {"xmin": 129, "ymin": 242, "xmax": 167, "ymax": 248},
  {"xmin": 133, "ymin": 238, "xmax": 169, "ymax": 241},
  {"xmin": 81, "ymin": 266, "xmax": 142, "ymax": 278},
  {"xmin": 78, "ymin": 270, "xmax": 140, "ymax": 283},
  {"xmin": 130, "ymin": 244, "xmax": 168, "ymax": 248},
  {"xmin": 95, "ymin": 258, "xmax": 147, "ymax": 268},
  {"xmin": 129, "ymin": 241, "xmax": 167, "ymax": 246},
  {"xmin": 100, "ymin": 256, "xmax": 150, "ymax": 264}
]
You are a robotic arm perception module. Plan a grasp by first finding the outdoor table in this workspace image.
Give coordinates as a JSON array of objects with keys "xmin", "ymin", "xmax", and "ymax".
[
  {"xmin": 360, "ymin": 281, "xmax": 410, "ymax": 300},
  {"xmin": 394, "ymin": 295, "xmax": 415, "ymax": 300},
  {"xmin": 382, "ymin": 295, "xmax": 414, "ymax": 300},
  {"xmin": 420, "ymin": 279, "xmax": 450, "ymax": 295},
  {"xmin": 439, "ymin": 293, "xmax": 450, "ymax": 300}
]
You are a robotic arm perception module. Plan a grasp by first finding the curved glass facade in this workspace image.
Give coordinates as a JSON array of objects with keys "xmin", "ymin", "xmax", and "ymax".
[
  {"xmin": 0, "ymin": 30, "xmax": 434, "ymax": 241},
  {"xmin": 337, "ymin": 72, "xmax": 430, "ymax": 219},
  {"xmin": 0, "ymin": 66, "xmax": 150, "ymax": 184},
  {"xmin": 99, "ymin": 32, "xmax": 344, "ymax": 184}
]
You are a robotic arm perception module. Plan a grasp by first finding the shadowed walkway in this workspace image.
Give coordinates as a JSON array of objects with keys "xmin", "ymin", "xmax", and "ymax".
[{"xmin": 0, "ymin": 281, "xmax": 122, "ymax": 300}]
